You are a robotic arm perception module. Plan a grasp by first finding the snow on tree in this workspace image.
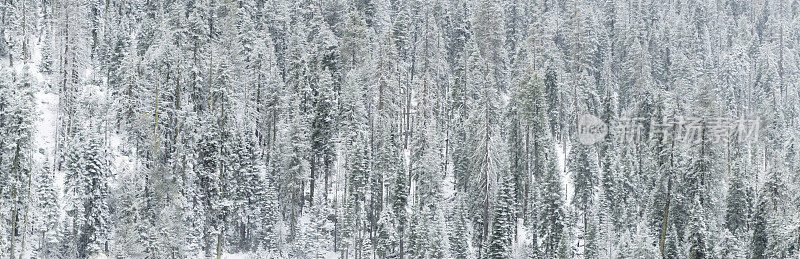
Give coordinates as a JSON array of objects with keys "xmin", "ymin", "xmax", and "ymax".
[
  {"xmin": 488, "ymin": 173, "xmax": 516, "ymax": 258},
  {"xmin": 2, "ymin": 0, "xmax": 800, "ymax": 258}
]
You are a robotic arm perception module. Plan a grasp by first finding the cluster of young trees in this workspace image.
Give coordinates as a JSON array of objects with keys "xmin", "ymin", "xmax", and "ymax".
[{"xmin": 0, "ymin": 0, "xmax": 799, "ymax": 258}]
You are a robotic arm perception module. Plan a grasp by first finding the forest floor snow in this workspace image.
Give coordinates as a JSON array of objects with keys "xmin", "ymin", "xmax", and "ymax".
[
  {"xmin": 22, "ymin": 39, "xmax": 62, "ymax": 258},
  {"xmin": 27, "ymin": 41, "xmax": 62, "ymax": 199}
]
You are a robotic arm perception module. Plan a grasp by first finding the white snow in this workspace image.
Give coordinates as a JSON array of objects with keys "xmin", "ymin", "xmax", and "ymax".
[
  {"xmin": 27, "ymin": 40, "xmax": 61, "ymax": 199},
  {"xmin": 20, "ymin": 40, "xmax": 63, "ymax": 257},
  {"xmin": 221, "ymin": 253, "xmax": 253, "ymax": 259},
  {"xmin": 513, "ymin": 218, "xmax": 530, "ymax": 258},
  {"xmin": 32, "ymin": 89, "xmax": 60, "ymax": 189},
  {"xmin": 554, "ymin": 141, "xmax": 571, "ymax": 204}
]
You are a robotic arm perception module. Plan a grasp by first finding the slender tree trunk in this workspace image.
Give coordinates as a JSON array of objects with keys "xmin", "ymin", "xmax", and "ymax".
[
  {"xmin": 524, "ymin": 123, "xmax": 530, "ymax": 219},
  {"xmin": 9, "ymin": 145, "xmax": 20, "ymax": 259},
  {"xmin": 480, "ymin": 85, "xmax": 490, "ymax": 258},
  {"xmin": 310, "ymin": 154, "xmax": 316, "ymax": 206},
  {"xmin": 19, "ymin": 160, "xmax": 33, "ymax": 259},
  {"xmin": 659, "ymin": 178, "xmax": 672, "ymax": 256},
  {"xmin": 155, "ymin": 80, "xmax": 160, "ymax": 160},
  {"xmin": 207, "ymin": 51, "xmax": 213, "ymax": 111},
  {"xmin": 660, "ymin": 124, "xmax": 677, "ymax": 256},
  {"xmin": 22, "ymin": 0, "xmax": 27, "ymax": 63},
  {"xmin": 215, "ymin": 232, "xmax": 222, "ymax": 259},
  {"xmin": 174, "ymin": 66, "xmax": 181, "ymax": 143}
]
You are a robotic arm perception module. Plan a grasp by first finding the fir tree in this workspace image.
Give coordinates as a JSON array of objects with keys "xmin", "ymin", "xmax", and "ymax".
[
  {"xmin": 688, "ymin": 197, "xmax": 707, "ymax": 259},
  {"xmin": 488, "ymin": 174, "xmax": 516, "ymax": 259},
  {"xmin": 726, "ymin": 163, "xmax": 752, "ymax": 235},
  {"xmin": 540, "ymin": 147, "xmax": 564, "ymax": 258},
  {"xmin": 35, "ymin": 161, "xmax": 60, "ymax": 258}
]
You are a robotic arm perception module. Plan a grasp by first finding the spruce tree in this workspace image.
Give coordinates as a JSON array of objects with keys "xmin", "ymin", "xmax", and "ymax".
[
  {"xmin": 35, "ymin": 161, "xmax": 60, "ymax": 258},
  {"xmin": 688, "ymin": 197, "xmax": 707, "ymax": 259},
  {"xmin": 449, "ymin": 194, "xmax": 472, "ymax": 259},
  {"xmin": 488, "ymin": 174, "xmax": 516, "ymax": 259},
  {"xmin": 82, "ymin": 136, "xmax": 110, "ymax": 257},
  {"xmin": 751, "ymin": 188, "xmax": 769, "ymax": 259},
  {"xmin": 540, "ymin": 147, "xmax": 564, "ymax": 257},
  {"xmin": 726, "ymin": 163, "xmax": 752, "ymax": 235}
]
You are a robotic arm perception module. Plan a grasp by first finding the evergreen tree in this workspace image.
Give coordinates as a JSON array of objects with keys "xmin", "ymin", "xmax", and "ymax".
[
  {"xmin": 688, "ymin": 197, "xmax": 707, "ymax": 259},
  {"xmin": 61, "ymin": 131, "xmax": 110, "ymax": 258},
  {"xmin": 35, "ymin": 162, "xmax": 60, "ymax": 258},
  {"xmin": 488, "ymin": 174, "xmax": 516, "ymax": 259},
  {"xmin": 751, "ymin": 191, "xmax": 768, "ymax": 259},
  {"xmin": 570, "ymin": 141, "xmax": 599, "ymax": 254},
  {"xmin": 82, "ymin": 136, "xmax": 110, "ymax": 257},
  {"xmin": 228, "ymin": 133, "xmax": 265, "ymax": 251},
  {"xmin": 540, "ymin": 146, "xmax": 564, "ymax": 258},
  {"xmin": 392, "ymin": 161, "xmax": 409, "ymax": 257},
  {"xmin": 726, "ymin": 161, "xmax": 752, "ymax": 235},
  {"xmin": 449, "ymin": 194, "xmax": 472, "ymax": 259},
  {"xmin": 4, "ymin": 0, "xmax": 800, "ymax": 258}
]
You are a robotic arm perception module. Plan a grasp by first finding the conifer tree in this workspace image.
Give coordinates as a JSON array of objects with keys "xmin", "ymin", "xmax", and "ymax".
[
  {"xmin": 35, "ymin": 162, "xmax": 60, "ymax": 258},
  {"xmin": 540, "ymin": 146, "xmax": 564, "ymax": 258},
  {"xmin": 688, "ymin": 197, "xmax": 707, "ymax": 259},
  {"xmin": 488, "ymin": 174, "xmax": 516, "ymax": 259}
]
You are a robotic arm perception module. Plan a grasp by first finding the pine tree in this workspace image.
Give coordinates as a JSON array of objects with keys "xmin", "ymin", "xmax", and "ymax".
[
  {"xmin": 570, "ymin": 141, "xmax": 599, "ymax": 248},
  {"xmin": 35, "ymin": 161, "xmax": 60, "ymax": 258},
  {"xmin": 751, "ymin": 192, "xmax": 768, "ymax": 258},
  {"xmin": 664, "ymin": 225, "xmax": 680, "ymax": 259},
  {"xmin": 726, "ymin": 162, "xmax": 752, "ymax": 235},
  {"xmin": 535, "ymin": 62, "xmax": 553, "ymax": 124},
  {"xmin": 62, "ymin": 136, "xmax": 87, "ymax": 258},
  {"xmin": 718, "ymin": 229, "xmax": 746, "ymax": 258},
  {"xmin": 6, "ymin": 0, "xmax": 800, "ymax": 257},
  {"xmin": 488, "ymin": 174, "xmax": 516, "ymax": 259},
  {"xmin": 310, "ymin": 68, "xmax": 336, "ymax": 206},
  {"xmin": 615, "ymin": 222, "xmax": 659, "ymax": 258},
  {"xmin": 82, "ymin": 136, "xmax": 110, "ymax": 257},
  {"xmin": 0, "ymin": 67, "xmax": 35, "ymax": 258},
  {"xmin": 583, "ymin": 205, "xmax": 600, "ymax": 258},
  {"xmin": 688, "ymin": 197, "xmax": 707, "ymax": 259},
  {"xmin": 228, "ymin": 133, "xmax": 264, "ymax": 251},
  {"xmin": 60, "ymin": 130, "xmax": 110, "ymax": 258},
  {"xmin": 449, "ymin": 194, "xmax": 472, "ymax": 259},
  {"xmin": 195, "ymin": 120, "xmax": 224, "ymax": 258},
  {"xmin": 344, "ymin": 127, "xmax": 370, "ymax": 257},
  {"xmin": 393, "ymin": 152, "xmax": 409, "ymax": 257},
  {"xmin": 540, "ymin": 147, "xmax": 564, "ymax": 258},
  {"xmin": 259, "ymin": 167, "xmax": 281, "ymax": 254},
  {"xmin": 283, "ymin": 96, "xmax": 311, "ymax": 241},
  {"xmin": 110, "ymin": 153, "xmax": 148, "ymax": 257},
  {"xmin": 375, "ymin": 206, "xmax": 397, "ymax": 258}
]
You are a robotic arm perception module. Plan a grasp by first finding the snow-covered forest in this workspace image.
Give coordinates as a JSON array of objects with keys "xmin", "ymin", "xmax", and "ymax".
[{"xmin": 1, "ymin": 0, "xmax": 800, "ymax": 258}]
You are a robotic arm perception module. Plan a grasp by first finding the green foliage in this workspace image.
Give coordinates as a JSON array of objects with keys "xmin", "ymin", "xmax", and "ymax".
[{"xmin": 488, "ymin": 175, "xmax": 516, "ymax": 259}]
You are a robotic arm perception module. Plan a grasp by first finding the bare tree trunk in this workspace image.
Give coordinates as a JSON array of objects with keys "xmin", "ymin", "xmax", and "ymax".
[
  {"xmin": 22, "ymin": 0, "xmax": 27, "ymax": 64},
  {"xmin": 659, "ymin": 178, "xmax": 672, "ymax": 256},
  {"xmin": 660, "ymin": 125, "xmax": 677, "ymax": 256},
  {"xmin": 480, "ymin": 84, "xmax": 490, "ymax": 258},
  {"xmin": 215, "ymin": 232, "xmax": 222, "ymax": 259},
  {"xmin": 19, "ymin": 158, "xmax": 33, "ymax": 259},
  {"xmin": 9, "ymin": 145, "xmax": 21, "ymax": 259},
  {"xmin": 310, "ymin": 154, "xmax": 316, "ymax": 207}
]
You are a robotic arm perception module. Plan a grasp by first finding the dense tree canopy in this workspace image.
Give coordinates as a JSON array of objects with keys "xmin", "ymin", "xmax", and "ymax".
[{"xmin": 0, "ymin": 0, "xmax": 799, "ymax": 258}]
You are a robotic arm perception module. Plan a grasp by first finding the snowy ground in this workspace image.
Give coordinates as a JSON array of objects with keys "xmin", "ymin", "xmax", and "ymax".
[
  {"xmin": 13, "ymin": 39, "xmax": 61, "ymax": 259},
  {"xmin": 555, "ymin": 141, "xmax": 571, "ymax": 204},
  {"xmin": 25, "ymin": 41, "xmax": 61, "ymax": 198},
  {"xmin": 33, "ymin": 88, "xmax": 60, "ymax": 190}
]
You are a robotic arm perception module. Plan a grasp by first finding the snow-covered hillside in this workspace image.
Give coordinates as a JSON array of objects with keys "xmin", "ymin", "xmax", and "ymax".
[{"xmin": 2, "ymin": 0, "xmax": 800, "ymax": 258}]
